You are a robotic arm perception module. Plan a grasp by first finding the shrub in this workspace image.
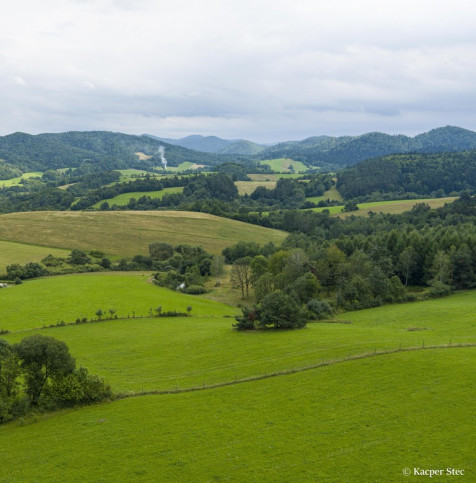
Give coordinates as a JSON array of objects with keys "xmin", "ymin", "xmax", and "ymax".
[
  {"xmin": 182, "ymin": 285, "xmax": 207, "ymax": 295},
  {"xmin": 307, "ymin": 299, "xmax": 333, "ymax": 319}
]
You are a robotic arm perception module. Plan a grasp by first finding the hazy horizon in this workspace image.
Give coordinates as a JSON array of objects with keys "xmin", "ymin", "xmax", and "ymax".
[{"xmin": 2, "ymin": 1, "xmax": 476, "ymax": 143}]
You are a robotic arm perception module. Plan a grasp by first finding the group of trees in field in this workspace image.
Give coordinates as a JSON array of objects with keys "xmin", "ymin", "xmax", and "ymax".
[
  {"xmin": 151, "ymin": 242, "xmax": 215, "ymax": 294},
  {"xmin": 0, "ymin": 335, "xmax": 111, "ymax": 424},
  {"xmin": 2, "ymin": 249, "xmax": 113, "ymax": 281},
  {"xmin": 228, "ymin": 195, "xmax": 476, "ymax": 329},
  {"xmin": 1, "ymin": 243, "xmax": 218, "ymax": 294}
]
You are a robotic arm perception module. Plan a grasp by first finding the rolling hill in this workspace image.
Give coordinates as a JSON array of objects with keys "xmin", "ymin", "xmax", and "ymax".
[
  {"xmin": 0, "ymin": 210, "xmax": 288, "ymax": 256},
  {"xmin": 258, "ymin": 126, "xmax": 476, "ymax": 168},
  {"xmin": 0, "ymin": 131, "xmax": 235, "ymax": 175}
]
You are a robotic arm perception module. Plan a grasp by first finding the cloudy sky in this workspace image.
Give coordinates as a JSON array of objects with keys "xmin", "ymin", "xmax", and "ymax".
[{"xmin": 1, "ymin": 0, "xmax": 476, "ymax": 142}]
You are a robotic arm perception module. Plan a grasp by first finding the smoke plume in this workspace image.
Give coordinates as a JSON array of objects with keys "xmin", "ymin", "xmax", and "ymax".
[{"xmin": 158, "ymin": 146, "xmax": 167, "ymax": 169}]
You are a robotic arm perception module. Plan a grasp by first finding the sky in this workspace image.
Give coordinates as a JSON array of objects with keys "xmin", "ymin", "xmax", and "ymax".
[{"xmin": 1, "ymin": 0, "xmax": 476, "ymax": 143}]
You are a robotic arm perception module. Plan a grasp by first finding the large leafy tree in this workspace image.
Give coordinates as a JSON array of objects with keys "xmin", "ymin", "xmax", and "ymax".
[{"xmin": 14, "ymin": 335, "xmax": 76, "ymax": 406}]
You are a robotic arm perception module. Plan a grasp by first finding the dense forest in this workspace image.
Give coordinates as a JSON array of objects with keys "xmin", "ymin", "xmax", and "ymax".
[
  {"xmin": 0, "ymin": 131, "xmax": 243, "ymax": 175},
  {"xmin": 1, "ymin": 127, "xmax": 476, "ymax": 179},
  {"xmin": 227, "ymin": 195, "xmax": 476, "ymax": 329},
  {"xmin": 258, "ymin": 126, "xmax": 476, "ymax": 167},
  {"xmin": 336, "ymin": 151, "xmax": 476, "ymax": 199}
]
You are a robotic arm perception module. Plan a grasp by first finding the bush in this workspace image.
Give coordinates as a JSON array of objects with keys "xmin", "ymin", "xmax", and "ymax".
[
  {"xmin": 307, "ymin": 299, "xmax": 333, "ymax": 319},
  {"xmin": 181, "ymin": 285, "xmax": 207, "ymax": 295},
  {"xmin": 233, "ymin": 307, "xmax": 257, "ymax": 330}
]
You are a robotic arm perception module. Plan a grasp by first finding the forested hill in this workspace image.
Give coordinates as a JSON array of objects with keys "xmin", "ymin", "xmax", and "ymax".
[
  {"xmin": 336, "ymin": 150, "xmax": 476, "ymax": 199},
  {"xmin": 0, "ymin": 131, "xmax": 236, "ymax": 175},
  {"xmin": 258, "ymin": 126, "xmax": 476, "ymax": 168},
  {"xmin": 144, "ymin": 134, "xmax": 266, "ymax": 155}
]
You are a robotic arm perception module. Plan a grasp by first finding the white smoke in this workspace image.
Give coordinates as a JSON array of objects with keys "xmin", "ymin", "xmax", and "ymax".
[{"xmin": 158, "ymin": 146, "xmax": 167, "ymax": 169}]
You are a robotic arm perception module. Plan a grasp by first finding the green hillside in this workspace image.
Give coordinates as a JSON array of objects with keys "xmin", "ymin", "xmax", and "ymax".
[
  {"xmin": 0, "ymin": 211, "xmax": 288, "ymax": 256},
  {"xmin": 92, "ymin": 187, "xmax": 184, "ymax": 208},
  {"xmin": 0, "ymin": 348, "xmax": 472, "ymax": 482},
  {"xmin": 0, "ymin": 241, "xmax": 70, "ymax": 273}
]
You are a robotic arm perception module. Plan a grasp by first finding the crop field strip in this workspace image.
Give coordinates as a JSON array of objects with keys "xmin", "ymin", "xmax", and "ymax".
[
  {"xmin": 0, "ymin": 240, "xmax": 70, "ymax": 273},
  {"xmin": 91, "ymin": 187, "xmax": 184, "ymax": 208},
  {"xmin": 308, "ymin": 196, "xmax": 457, "ymax": 216},
  {"xmin": 0, "ymin": 210, "xmax": 288, "ymax": 256}
]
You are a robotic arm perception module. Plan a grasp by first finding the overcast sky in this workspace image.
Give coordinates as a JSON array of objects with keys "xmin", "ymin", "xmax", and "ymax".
[{"xmin": 1, "ymin": 0, "xmax": 475, "ymax": 142}]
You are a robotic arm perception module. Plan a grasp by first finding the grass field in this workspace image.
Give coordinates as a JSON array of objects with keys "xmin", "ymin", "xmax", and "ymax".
[
  {"xmin": 167, "ymin": 162, "xmax": 208, "ymax": 172},
  {"xmin": 92, "ymin": 187, "xmax": 184, "ymax": 208},
  {"xmin": 0, "ymin": 348, "xmax": 473, "ymax": 482},
  {"xmin": 309, "ymin": 197, "xmax": 457, "ymax": 216},
  {"xmin": 0, "ymin": 171, "xmax": 43, "ymax": 187},
  {"xmin": 0, "ymin": 240, "xmax": 70, "ymax": 273},
  {"xmin": 260, "ymin": 158, "xmax": 309, "ymax": 173},
  {"xmin": 0, "ymin": 272, "xmax": 236, "ymax": 333},
  {"xmin": 2, "ymin": 276, "xmax": 474, "ymax": 391},
  {"xmin": 0, "ymin": 270, "xmax": 474, "ymax": 481},
  {"xmin": 0, "ymin": 211, "xmax": 288, "ymax": 256},
  {"xmin": 247, "ymin": 173, "xmax": 303, "ymax": 181},
  {"xmin": 234, "ymin": 180, "xmax": 276, "ymax": 195},
  {"xmin": 306, "ymin": 185, "xmax": 343, "ymax": 203}
]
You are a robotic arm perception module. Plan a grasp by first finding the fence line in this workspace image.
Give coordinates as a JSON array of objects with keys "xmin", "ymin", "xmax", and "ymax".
[{"xmin": 116, "ymin": 342, "xmax": 475, "ymax": 400}]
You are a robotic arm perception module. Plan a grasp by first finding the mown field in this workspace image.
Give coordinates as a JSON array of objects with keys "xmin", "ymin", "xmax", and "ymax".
[
  {"xmin": 0, "ymin": 210, "xmax": 287, "ymax": 256},
  {"xmin": 247, "ymin": 173, "xmax": 303, "ymax": 181},
  {"xmin": 92, "ymin": 187, "xmax": 184, "ymax": 208},
  {"xmin": 260, "ymin": 158, "xmax": 309, "ymax": 173},
  {"xmin": 309, "ymin": 197, "xmax": 457, "ymax": 216},
  {"xmin": 0, "ymin": 240, "xmax": 70, "ymax": 273},
  {"xmin": 0, "ymin": 253, "xmax": 474, "ymax": 481},
  {"xmin": 0, "ymin": 345, "xmax": 473, "ymax": 481},
  {"xmin": 1, "ymin": 274, "xmax": 474, "ymax": 392},
  {"xmin": 235, "ymin": 180, "xmax": 277, "ymax": 195}
]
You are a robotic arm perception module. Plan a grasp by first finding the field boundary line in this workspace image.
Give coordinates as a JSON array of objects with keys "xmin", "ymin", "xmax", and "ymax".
[{"xmin": 116, "ymin": 343, "xmax": 476, "ymax": 400}]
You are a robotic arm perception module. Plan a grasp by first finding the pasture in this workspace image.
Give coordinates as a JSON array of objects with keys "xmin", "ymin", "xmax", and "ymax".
[
  {"xmin": 0, "ymin": 210, "xmax": 287, "ymax": 256},
  {"xmin": 234, "ymin": 180, "xmax": 276, "ymax": 195},
  {"xmin": 0, "ymin": 347, "xmax": 473, "ymax": 482},
  {"xmin": 0, "ymin": 240, "xmax": 70, "ymax": 273},
  {"xmin": 308, "ymin": 197, "xmax": 457, "ymax": 216},
  {"xmin": 260, "ymin": 158, "xmax": 309, "ymax": 173},
  {"xmin": 2, "ymin": 277, "xmax": 474, "ymax": 392},
  {"xmin": 0, "ymin": 269, "xmax": 474, "ymax": 481},
  {"xmin": 247, "ymin": 173, "xmax": 303, "ymax": 181},
  {"xmin": 0, "ymin": 272, "xmax": 235, "ymax": 333},
  {"xmin": 92, "ymin": 187, "xmax": 184, "ymax": 208},
  {"xmin": 0, "ymin": 171, "xmax": 43, "ymax": 187}
]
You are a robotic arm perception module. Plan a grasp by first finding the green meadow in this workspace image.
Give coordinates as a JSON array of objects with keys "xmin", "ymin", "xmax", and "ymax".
[
  {"xmin": 0, "ymin": 240, "xmax": 70, "ymax": 273},
  {"xmin": 0, "ymin": 273, "xmax": 235, "ymax": 333},
  {"xmin": 1, "ymin": 275, "xmax": 474, "ymax": 393},
  {"xmin": 260, "ymin": 158, "xmax": 309, "ymax": 173},
  {"xmin": 92, "ymin": 187, "xmax": 184, "ymax": 208},
  {"xmin": 247, "ymin": 173, "xmax": 303, "ymax": 181},
  {"xmin": 0, "ymin": 210, "xmax": 287, "ymax": 256},
  {"xmin": 0, "ymin": 270, "xmax": 474, "ymax": 481},
  {"xmin": 308, "ymin": 197, "xmax": 457, "ymax": 216},
  {"xmin": 0, "ymin": 171, "xmax": 43, "ymax": 187},
  {"xmin": 0, "ymin": 348, "xmax": 473, "ymax": 482}
]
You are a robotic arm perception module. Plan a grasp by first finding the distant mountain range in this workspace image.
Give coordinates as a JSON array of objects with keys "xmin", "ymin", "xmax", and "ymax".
[
  {"xmin": 145, "ymin": 126, "xmax": 476, "ymax": 168},
  {"xmin": 143, "ymin": 134, "xmax": 267, "ymax": 155},
  {"xmin": 256, "ymin": 126, "xmax": 476, "ymax": 168},
  {"xmin": 0, "ymin": 126, "xmax": 475, "ymax": 179}
]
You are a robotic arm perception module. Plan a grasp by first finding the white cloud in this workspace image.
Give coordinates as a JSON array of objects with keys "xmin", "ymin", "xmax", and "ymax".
[
  {"xmin": 0, "ymin": 0, "xmax": 475, "ymax": 140},
  {"xmin": 13, "ymin": 76, "xmax": 26, "ymax": 86}
]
